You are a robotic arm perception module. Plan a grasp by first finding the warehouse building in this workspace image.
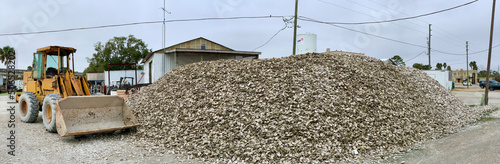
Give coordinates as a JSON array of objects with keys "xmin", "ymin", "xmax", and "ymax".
[{"xmin": 142, "ymin": 37, "xmax": 261, "ymax": 83}]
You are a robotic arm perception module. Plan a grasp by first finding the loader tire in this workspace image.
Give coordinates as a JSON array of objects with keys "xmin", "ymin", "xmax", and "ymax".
[
  {"xmin": 17, "ymin": 92, "xmax": 40, "ymax": 123},
  {"xmin": 42, "ymin": 93, "xmax": 61, "ymax": 133}
]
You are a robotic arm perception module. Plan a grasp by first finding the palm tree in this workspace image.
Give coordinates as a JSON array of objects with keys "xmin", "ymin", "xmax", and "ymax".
[{"xmin": 0, "ymin": 46, "xmax": 15, "ymax": 66}]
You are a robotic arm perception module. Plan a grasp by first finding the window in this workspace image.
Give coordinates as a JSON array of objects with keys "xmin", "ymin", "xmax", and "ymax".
[
  {"xmin": 33, "ymin": 53, "xmax": 42, "ymax": 79},
  {"xmin": 46, "ymin": 55, "xmax": 58, "ymax": 70},
  {"xmin": 201, "ymin": 44, "xmax": 206, "ymax": 50}
]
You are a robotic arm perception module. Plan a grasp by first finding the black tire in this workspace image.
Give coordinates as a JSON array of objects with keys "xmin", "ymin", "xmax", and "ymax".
[
  {"xmin": 490, "ymin": 87, "xmax": 495, "ymax": 91},
  {"xmin": 17, "ymin": 92, "xmax": 39, "ymax": 123},
  {"xmin": 42, "ymin": 93, "xmax": 61, "ymax": 132},
  {"xmin": 481, "ymin": 86, "xmax": 485, "ymax": 89}
]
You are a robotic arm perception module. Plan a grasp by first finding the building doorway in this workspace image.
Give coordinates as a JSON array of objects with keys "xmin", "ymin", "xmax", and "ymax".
[{"xmin": 149, "ymin": 61, "xmax": 152, "ymax": 84}]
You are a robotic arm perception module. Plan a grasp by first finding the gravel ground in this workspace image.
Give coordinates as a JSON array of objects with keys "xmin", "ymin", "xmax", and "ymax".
[
  {"xmin": 0, "ymin": 95, "xmax": 202, "ymax": 164},
  {"xmin": 386, "ymin": 89, "xmax": 500, "ymax": 163},
  {"xmin": 1, "ymin": 88, "xmax": 498, "ymax": 163},
  {"xmin": 386, "ymin": 107, "xmax": 500, "ymax": 163},
  {"xmin": 452, "ymin": 90, "xmax": 500, "ymax": 106}
]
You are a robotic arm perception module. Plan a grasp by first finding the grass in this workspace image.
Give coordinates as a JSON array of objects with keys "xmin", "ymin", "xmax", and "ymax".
[
  {"xmin": 0, "ymin": 92, "xmax": 21, "ymax": 96},
  {"xmin": 476, "ymin": 108, "xmax": 499, "ymax": 123},
  {"xmin": 477, "ymin": 117, "xmax": 499, "ymax": 123}
]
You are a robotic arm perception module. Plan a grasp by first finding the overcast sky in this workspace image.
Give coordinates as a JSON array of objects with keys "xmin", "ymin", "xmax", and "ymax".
[{"xmin": 0, "ymin": 0, "xmax": 499, "ymax": 72}]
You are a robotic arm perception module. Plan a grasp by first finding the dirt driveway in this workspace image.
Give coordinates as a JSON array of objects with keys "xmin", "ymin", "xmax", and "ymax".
[{"xmin": 0, "ymin": 95, "xmax": 202, "ymax": 163}]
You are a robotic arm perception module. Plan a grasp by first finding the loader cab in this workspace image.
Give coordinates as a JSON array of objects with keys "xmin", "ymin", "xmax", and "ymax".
[{"xmin": 32, "ymin": 46, "xmax": 77, "ymax": 79}]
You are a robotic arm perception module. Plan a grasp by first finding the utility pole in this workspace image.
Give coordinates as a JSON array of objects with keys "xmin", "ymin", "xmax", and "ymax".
[
  {"xmin": 292, "ymin": 0, "xmax": 299, "ymax": 55},
  {"xmin": 428, "ymin": 24, "xmax": 432, "ymax": 68},
  {"xmin": 466, "ymin": 41, "xmax": 469, "ymax": 88},
  {"xmin": 161, "ymin": 1, "xmax": 171, "ymax": 69},
  {"xmin": 162, "ymin": 0, "xmax": 166, "ymax": 75},
  {"xmin": 485, "ymin": 0, "xmax": 496, "ymax": 105},
  {"xmin": 163, "ymin": 0, "xmax": 166, "ymax": 52}
]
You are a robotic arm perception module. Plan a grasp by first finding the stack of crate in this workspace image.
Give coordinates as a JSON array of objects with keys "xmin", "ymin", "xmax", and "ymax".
[{"xmin": 116, "ymin": 90, "xmax": 131, "ymax": 99}]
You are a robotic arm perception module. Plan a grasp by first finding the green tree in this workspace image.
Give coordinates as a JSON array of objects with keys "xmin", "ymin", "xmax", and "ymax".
[
  {"xmin": 0, "ymin": 46, "xmax": 15, "ymax": 66},
  {"xmin": 469, "ymin": 61, "xmax": 478, "ymax": 70},
  {"xmin": 479, "ymin": 70, "xmax": 499, "ymax": 77},
  {"xmin": 447, "ymin": 66, "xmax": 451, "ymax": 71},
  {"xmin": 412, "ymin": 63, "xmax": 431, "ymax": 70},
  {"xmin": 27, "ymin": 66, "xmax": 32, "ymax": 71},
  {"xmin": 443, "ymin": 62, "xmax": 447, "ymax": 69},
  {"xmin": 435, "ymin": 63, "xmax": 443, "ymax": 70},
  {"xmin": 84, "ymin": 35, "xmax": 151, "ymax": 73},
  {"xmin": 478, "ymin": 70, "xmax": 489, "ymax": 77},
  {"xmin": 389, "ymin": 55, "xmax": 405, "ymax": 66}
]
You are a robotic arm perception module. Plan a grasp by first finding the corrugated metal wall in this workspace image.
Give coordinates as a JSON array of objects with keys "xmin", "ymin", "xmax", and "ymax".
[
  {"xmin": 165, "ymin": 38, "xmax": 232, "ymax": 51},
  {"xmin": 87, "ymin": 72, "xmax": 104, "ymax": 81}
]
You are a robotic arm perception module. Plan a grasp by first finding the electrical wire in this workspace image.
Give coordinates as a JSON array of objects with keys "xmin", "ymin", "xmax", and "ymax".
[
  {"xmin": 433, "ymin": 43, "xmax": 500, "ymax": 55},
  {"xmin": 345, "ymin": 0, "xmax": 467, "ymax": 48},
  {"xmin": 300, "ymin": 16, "xmax": 500, "ymax": 56},
  {"xmin": 315, "ymin": 0, "xmax": 373, "ymax": 18},
  {"xmin": 299, "ymin": 16, "xmax": 428, "ymax": 48},
  {"xmin": 253, "ymin": 17, "xmax": 292, "ymax": 51},
  {"xmin": 314, "ymin": 0, "xmax": 429, "ymax": 35},
  {"xmin": 404, "ymin": 51, "xmax": 427, "ymax": 62},
  {"xmin": 366, "ymin": 0, "xmax": 473, "ymax": 47},
  {"xmin": 309, "ymin": 0, "xmax": 477, "ymax": 25},
  {"xmin": 314, "ymin": 0, "xmax": 474, "ymax": 50},
  {"xmin": 0, "ymin": 16, "xmax": 285, "ymax": 36}
]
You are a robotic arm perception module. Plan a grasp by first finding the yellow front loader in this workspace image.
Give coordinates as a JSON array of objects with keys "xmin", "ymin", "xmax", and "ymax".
[{"xmin": 16, "ymin": 46, "xmax": 139, "ymax": 137}]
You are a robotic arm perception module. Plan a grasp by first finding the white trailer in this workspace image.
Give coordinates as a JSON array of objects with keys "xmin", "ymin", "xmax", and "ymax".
[
  {"xmin": 422, "ymin": 70, "xmax": 453, "ymax": 91},
  {"xmin": 15, "ymin": 80, "xmax": 23, "ymax": 91}
]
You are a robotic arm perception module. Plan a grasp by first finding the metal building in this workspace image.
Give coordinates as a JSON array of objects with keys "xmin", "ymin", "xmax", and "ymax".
[{"xmin": 142, "ymin": 37, "xmax": 261, "ymax": 83}]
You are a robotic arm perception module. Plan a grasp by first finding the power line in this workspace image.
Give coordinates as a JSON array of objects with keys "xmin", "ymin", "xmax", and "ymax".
[
  {"xmin": 253, "ymin": 17, "xmax": 293, "ymax": 51},
  {"xmin": 315, "ymin": 0, "xmax": 373, "ymax": 18},
  {"xmin": 313, "ymin": 0, "xmax": 477, "ymax": 49},
  {"xmin": 299, "ymin": 16, "xmax": 428, "ymax": 48},
  {"xmin": 309, "ymin": 0, "xmax": 478, "ymax": 25},
  {"xmin": 300, "ymin": 16, "xmax": 500, "ymax": 56},
  {"xmin": 0, "ymin": 16, "xmax": 285, "ymax": 36},
  {"xmin": 348, "ymin": 0, "xmax": 468, "ymax": 48},
  {"xmin": 404, "ymin": 51, "xmax": 427, "ymax": 62},
  {"xmin": 342, "ymin": 0, "xmax": 389, "ymax": 14},
  {"xmin": 314, "ymin": 0, "xmax": 429, "ymax": 35},
  {"xmin": 366, "ymin": 0, "xmax": 473, "ymax": 47},
  {"xmin": 432, "ymin": 43, "xmax": 500, "ymax": 55}
]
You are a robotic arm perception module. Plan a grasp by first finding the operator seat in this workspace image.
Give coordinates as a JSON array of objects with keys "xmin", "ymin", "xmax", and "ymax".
[{"xmin": 46, "ymin": 67, "xmax": 58, "ymax": 77}]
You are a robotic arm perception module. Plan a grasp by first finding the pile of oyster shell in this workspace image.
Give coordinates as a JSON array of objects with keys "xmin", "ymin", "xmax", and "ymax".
[{"xmin": 127, "ymin": 53, "xmax": 487, "ymax": 163}]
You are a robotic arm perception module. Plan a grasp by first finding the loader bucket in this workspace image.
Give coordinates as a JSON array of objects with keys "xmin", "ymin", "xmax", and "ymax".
[{"xmin": 55, "ymin": 96, "xmax": 139, "ymax": 137}]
